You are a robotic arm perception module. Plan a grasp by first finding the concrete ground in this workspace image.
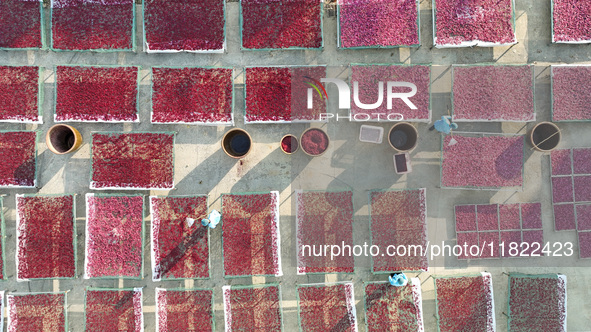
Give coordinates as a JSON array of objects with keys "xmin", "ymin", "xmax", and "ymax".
[{"xmin": 1, "ymin": 0, "xmax": 591, "ymax": 331}]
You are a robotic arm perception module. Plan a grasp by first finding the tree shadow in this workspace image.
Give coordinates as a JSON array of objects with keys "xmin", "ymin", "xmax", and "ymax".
[
  {"xmin": 495, "ymin": 137, "xmax": 526, "ymax": 180},
  {"xmin": 115, "ymin": 289, "xmax": 135, "ymax": 310},
  {"xmin": 155, "ymin": 227, "xmax": 208, "ymax": 279},
  {"xmin": 175, "ymin": 148, "xmax": 236, "ymax": 194}
]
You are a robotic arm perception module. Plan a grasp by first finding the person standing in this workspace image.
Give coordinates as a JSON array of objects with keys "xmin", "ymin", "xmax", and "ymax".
[
  {"xmin": 388, "ymin": 272, "xmax": 408, "ymax": 287},
  {"xmin": 429, "ymin": 116, "xmax": 458, "ymax": 135}
]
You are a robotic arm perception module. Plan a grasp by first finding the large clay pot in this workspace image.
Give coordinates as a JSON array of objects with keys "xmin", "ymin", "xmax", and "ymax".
[
  {"xmin": 530, "ymin": 122, "xmax": 560, "ymax": 152},
  {"xmin": 46, "ymin": 124, "xmax": 83, "ymax": 154},
  {"xmin": 300, "ymin": 128, "xmax": 330, "ymax": 157},
  {"xmin": 280, "ymin": 134, "xmax": 299, "ymax": 154},
  {"xmin": 388, "ymin": 122, "xmax": 418, "ymax": 152},
  {"xmin": 222, "ymin": 128, "xmax": 252, "ymax": 158}
]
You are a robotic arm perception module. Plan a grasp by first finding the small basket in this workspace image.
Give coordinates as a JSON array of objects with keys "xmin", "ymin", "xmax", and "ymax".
[
  {"xmin": 394, "ymin": 153, "xmax": 412, "ymax": 174},
  {"xmin": 300, "ymin": 128, "xmax": 330, "ymax": 157},
  {"xmin": 359, "ymin": 125, "xmax": 384, "ymax": 144},
  {"xmin": 280, "ymin": 135, "xmax": 299, "ymax": 154}
]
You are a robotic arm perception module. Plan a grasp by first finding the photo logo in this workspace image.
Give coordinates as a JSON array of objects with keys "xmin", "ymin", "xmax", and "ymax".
[
  {"xmin": 306, "ymin": 78, "xmax": 418, "ymax": 110},
  {"xmin": 303, "ymin": 76, "xmax": 329, "ymax": 105}
]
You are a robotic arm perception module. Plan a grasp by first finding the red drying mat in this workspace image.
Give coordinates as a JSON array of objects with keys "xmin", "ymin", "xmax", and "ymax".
[
  {"xmin": 241, "ymin": 0, "xmax": 321, "ymax": 49},
  {"xmin": 552, "ymin": 66, "xmax": 591, "ymax": 120},
  {"xmin": 85, "ymin": 288, "xmax": 143, "ymax": 332},
  {"xmin": 370, "ymin": 189, "xmax": 428, "ymax": 271},
  {"xmin": 0, "ymin": 131, "xmax": 37, "ymax": 188},
  {"xmin": 297, "ymin": 282, "xmax": 357, "ymax": 331},
  {"xmin": 84, "ymin": 194, "xmax": 144, "ymax": 278},
  {"xmin": 441, "ymin": 134, "xmax": 524, "ymax": 189},
  {"xmin": 51, "ymin": 0, "xmax": 135, "ymax": 51},
  {"xmin": 365, "ymin": 280, "xmax": 424, "ymax": 331},
  {"xmin": 452, "ymin": 65, "xmax": 534, "ymax": 122},
  {"xmin": 0, "ymin": 0, "xmax": 42, "ymax": 49},
  {"xmin": 339, "ymin": 0, "xmax": 419, "ymax": 48},
  {"xmin": 144, "ymin": 0, "xmax": 225, "ymax": 52},
  {"xmin": 156, "ymin": 288, "xmax": 214, "ymax": 331},
  {"xmin": 221, "ymin": 192, "xmax": 282, "ymax": 277},
  {"xmin": 508, "ymin": 274, "xmax": 567, "ymax": 331},
  {"xmin": 151, "ymin": 67, "xmax": 233, "ymax": 124},
  {"xmin": 90, "ymin": 132, "xmax": 175, "ymax": 190},
  {"xmin": 223, "ymin": 284, "xmax": 282, "ymax": 331},
  {"xmin": 245, "ymin": 66, "xmax": 326, "ymax": 122},
  {"xmin": 553, "ymin": 0, "xmax": 591, "ymax": 43},
  {"xmin": 7, "ymin": 292, "xmax": 66, "ymax": 332},
  {"xmin": 16, "ymin": 194, "xmax": 76, "ymax": 279},
  {"xmin": 434, "ymin": 272, "xmax": 495, "ymax": 332},
  {"xmin": 150, "ymin": 195, "xmax": 209, "ymax": 280},
  {"xmin": 0, "ymin": 66, "xmax": 41, "ymax": 123},
  {"xmin": 351, "ymin": 65, "xmax": 430, "ymax": 121},
  {"xmin": 434, "ymin": 0, "xmax": 515, "ymax": 46},
  {"xmin": 296, "ymin": 190, "xmax": 355, "ymax": 274},
  {"xmin": 55, "ymin": 66, "xmax": 139, "ymax": 122}
]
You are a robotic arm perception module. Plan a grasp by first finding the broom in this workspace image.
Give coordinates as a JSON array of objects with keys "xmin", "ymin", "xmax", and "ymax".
[{"xmin": 447, "ymin": 108, "xmax": 458, "ymax": 146}]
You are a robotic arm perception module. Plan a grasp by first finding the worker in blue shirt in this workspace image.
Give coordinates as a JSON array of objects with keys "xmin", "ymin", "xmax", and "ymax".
[
  {"xmin": 388, "ymin": 272, "xmax": 408, "ymax": 287},
  {"xmin": 429, "ymin": 116, "xmax": 458, "ymax": 134},
  {"xmin": 201, "ymin": 210, "xmax": 221, "ymax": 229}
]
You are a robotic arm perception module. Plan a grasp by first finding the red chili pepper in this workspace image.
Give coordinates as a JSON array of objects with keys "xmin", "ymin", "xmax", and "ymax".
[
  {"xmin": 51, "ymin": 0, "xmax": 134, "ymax": 50},
  {"xmin": 0, "ymin": 0, "xmax": 42, "ymax": 49},
  {"xmin": 0, "ymin": 131, "xmax": 36, "ymax": 187},
  {"xmin": 86, "ymin": 289, "xmax": 143, "ymax": 332},
  {"xmin": 151, "ymin": 67, "xmax": 232, "ymax": 124},
  {"xmin": 86, "ymin": 195, "xmax": 144, "ymax": 277}
]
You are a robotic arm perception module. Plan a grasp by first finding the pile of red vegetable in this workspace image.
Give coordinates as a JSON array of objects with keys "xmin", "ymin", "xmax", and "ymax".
[
  {"xmin": 435, "ymin": 273, "xmax": 495, "ymax": 331},
  {"xmin": 281, "ymin": 135, "xmax": 298, "ymax": 153},
  {"xmin": 553, "ymin": 0, "xmax": 591, "ymax": 43},
  {"xmin": 55, "ymin": 66, "xmax": 139, "ymax": 122},
  {"xmin": 552, "ymin": 65, "xmax": 591, "ymax": 121},
  {"xmin": 51, "ymin": 0, "xmax": 134, "ymax": 51},
  {"xmin": 0, "ymin": 0, "xmax": 42, "ymax": 49},
  {"xmin": 0, "ymin": 66, "xmax": 40, "ymax": 122},
  {"xmin": 370, "ymin": 189, "xmax": 428, "ymax": 271},
  {"xmin": 16, "ymin": 194, "xmax": 76, "ymax": 279},
  {"xmin": 455, "ymin": 203, "xmax": 543, "ymax": 259},
  {"xmin": 339, "ymin": 0, "xmax": 419, "ymax": 48},
  {"xmin": 85, "ymin": 194, "xmax": 144, "ymax": 278},
  {"xmin": 297, "ymin": 283, "xmax": 357, "ymax": 331},
  {"xmin": 296, "ymin": 190, "xmax": 354, "ymax": 274},
  {"xmin": 222, "ymin": 192, "xmax": 281, "ymax": 277},
  {"xmin": 365, "ymin": 281, "xmax": 423, "ymax": 331},
  {"xmin": 85, "ymin": 288, "xmax": 143, "ymax": 332},
  {"xmin": 551, "ymin": 148, "xmax": 591, "ymax": 257},
  {"xmin": 151, "ymin": 67, "xmax": 233, "ymax": 124},
  {"xmin": 151, "ymin": 195, "xmax": 209, "ymax": 280},
  {"xmin": 300, "ymin": 129, "xmax": 329, "ymax": 156},
  {"xmin": 442, "ymin": 134, "xmax": 524, "ymax": 189},
  {"xmin": 351, "ymin": 64, "xmax": 430, "ymax": 121},
  {"xmin": 508, "ymin": 274, "xmax": 567, "ymax": 331},
  {"xmin": 245, "ymin": 66, "xmax": 326, "ymax": 122},
  {"xmin": 223, "ymin": 285, "xmax": 282, "ymax": 331},
  {"xmin": 241, "ymin": 0, "xmax": 322, "ymax": 49},
  {"xmin": 0, "ymin": 131, "xmax": 37, "ymax": 188},
  {"xmin": 156, "ymin": 288, "xmax": 214, "ymax": 331},
  {"xmin": 551, "ymin": 148, "xmax": 591, "ymax": 230},
  {"xmin": 91, "ymin": 132, "xmax": 175, "ymax": 189},
  {"xmin": 144, "ymin": 0, "xmax": 224, "ymax": 52},
  {"xmin": 434, "ymin": 0, "xmax": 515, "ymax": 46},
  {"xmin": 7, "ymin": 293, "xmax": 66, "ymax": 331},
  {"xmin": 453, "ymin": 65, "xmax": 535, "ymax": 122}
]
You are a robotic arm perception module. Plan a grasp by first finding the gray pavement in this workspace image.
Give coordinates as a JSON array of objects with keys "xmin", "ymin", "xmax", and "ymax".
[{"xmin": 0, "ymin": 1, "xmax": 591, "ymax": 331}]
